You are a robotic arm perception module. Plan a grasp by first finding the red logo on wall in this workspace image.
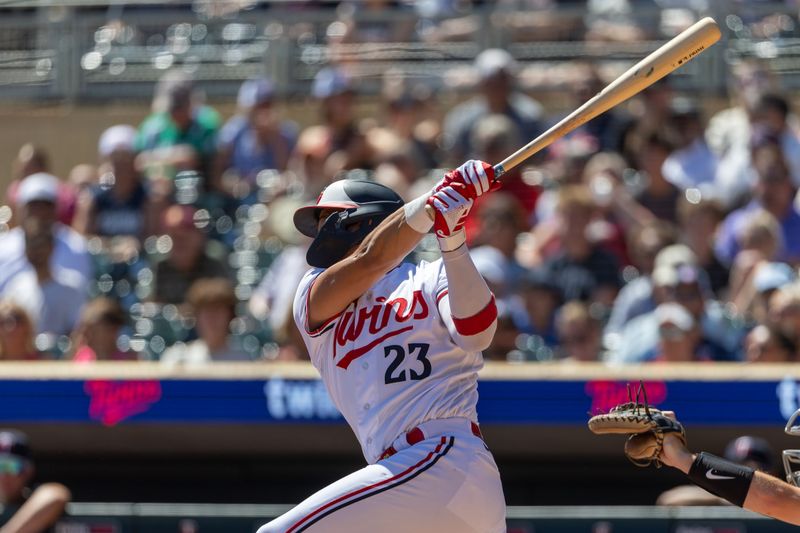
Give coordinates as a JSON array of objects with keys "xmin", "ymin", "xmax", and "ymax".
[
  {"xmin": 84, "ymin": 380, "xmax": 163, "ymax": 426},
  {"xmin": 585, "ymin": 380, "xmax": 667, "ymax": 415}
]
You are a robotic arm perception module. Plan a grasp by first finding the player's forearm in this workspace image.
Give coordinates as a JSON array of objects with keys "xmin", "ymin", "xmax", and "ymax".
[
  {"xmin": 441, "ymin": 245, "xmax": 493, "ymax": 318},
  {"xmin": 744, "ymin": 471, "xmax": 800, "ymax": 525},
  {"xmin": 354, "ymin": 207, "xmax": 426, "ymax": 271},
  {"xmin": 439, "ymin": 246, "xmax": 497, "ymax": 351}
]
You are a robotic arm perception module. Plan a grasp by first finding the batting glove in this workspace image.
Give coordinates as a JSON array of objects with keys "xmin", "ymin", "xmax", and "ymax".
[
  {"xmin": 435, "ymin": 160, "xmax": 498, "ymax": 201},
  {"xmin": 427, "ymin": 185, "xmax": 473, "ymax": 251}
]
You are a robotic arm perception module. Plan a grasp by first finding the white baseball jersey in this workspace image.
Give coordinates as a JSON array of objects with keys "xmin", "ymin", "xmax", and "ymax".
[{"xmin": 293, "ymin": 259, "xmax": 483, "ymax": 464}]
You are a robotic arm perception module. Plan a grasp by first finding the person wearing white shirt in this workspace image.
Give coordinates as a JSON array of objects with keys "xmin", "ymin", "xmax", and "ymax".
[{"xmin": 0, "ymin": 173, "xmax": 91, "ymax": 294}]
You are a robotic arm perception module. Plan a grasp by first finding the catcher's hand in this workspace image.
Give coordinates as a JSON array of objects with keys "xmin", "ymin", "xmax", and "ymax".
[{"xmin": 587, "ymin": 384, "xmax": 686, "ymax": 468}]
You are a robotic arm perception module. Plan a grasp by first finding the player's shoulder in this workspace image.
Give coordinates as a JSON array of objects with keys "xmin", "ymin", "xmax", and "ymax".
[{"xmin": 297, "ymin": 267, "xmax": 325, "ymax": 292}]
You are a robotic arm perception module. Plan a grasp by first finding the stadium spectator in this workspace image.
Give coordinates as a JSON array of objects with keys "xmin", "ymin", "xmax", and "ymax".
[
  {"xmin": 555, "ymin": 301, "xmax": 603, "ymax": 362},
  {"xmin": 630, "ymin": 130, "xmax": 681, "ymax": 223},
  {"xmin": 161, "ymin": 278, "xmax": 250, "ymax": 364},
  {"xmin": 538, "ymin": 185, "xmax": 621, "ymax": 307},
  {"xmin": 249, "ymin": 198, "xmax": 310, "ymax": 361},
  {"xmin": 0, "ymin": 219, "xmax": 86, "ymax": 338},
  {"xmin": 514, "ymin": 268, "xmax": 561, "ymax": 351},
  {"xmin": 468, "ymin": 114, "xmax": 540, "ymax": 234},
  {"xmin": 706, "ymin": 59, "xmax": 777, "ymax": 161},
  {"xmin": 67, "ymin": 163, "xmax": 97, "ymax": 194},
  {"xmin": 71, "ymin": 298, "xmax": 136, "ymax": 362},
  {"xmin": 5, "ymin": 144, "xmax": 77, "ymax": 228},
  {"xmin": 0, "ymin": 172, "xmax": 91, "ymax": 289},
  {"xmin": 751, "ymin": 262, "xmax": 796, "ymax": 324},
  {"xmin": 715, "ymin": 137, "xmax": 800, "ymax": 266},
  {"xmin": 745, "ymin": 324, "xmax": 797, "ymax": 363},
  {"xmin": 604, "ymin": 222, "xmax": 678, "ymax": 342},
  {"xmin": 661, "ymin": 97, "xmax": 719, "ymax": 197},
  {"xmin": 136, "ymin": 71, "xmax": 221, "ymax": 187},
  {"xmin": 567, "ymin": 65, "xmax": 627, "ymax": 152},
  {"xmin": 469, "ymin": 193, "xmax": 528, "ymax": 298},
  {"xmin": 0, "ymin": 302, "xmax": 39, "ymax": 361},
  {"xmin": 676, "ymin": 195, "xmax": 728, "ymax": 295},
  {"xmin": 288, "ymin": 125, "xmax": 336, "ymax": 198},
  {"xmin": 768, "ymin": 283, "xmax": 800, "ymax": 348},
  {"xmin": 307, "ymin": 67, "xmax": 373, "ymax": 177},
  {"xmin": 611, "ymin": 261, "xmax": 745, "ymax": 363},
  {"xmin": 716, "ymin": 93, "xmax": 800, "ymax": 206},
  {"xmin": 380, "ymin": 73, "xmax": 440, "ymax": 169},
  {"xmin": 151, "ymin": 204, "xmax": 228, "ymax": 305},
  {"xmin": 648, "ymin": 302, "xmax": 730, "ymax": 363},
  {"xmin": 215, "ymin": 78, "xmax": 298, "ymax": 190},
  {"xmin": 442, "ymin": 48, "xmax": 544, "ymax": 164},
  {"xmin": 73, "ymin": 125, "xmax": 153, "ymax": 240},
  {"xmin": 618, "ymin": 79, "xmax": 675, "ymax": 165},
  {"xmin": 0, "ymin": 429, "xmax": 70, "ymax": 532}
]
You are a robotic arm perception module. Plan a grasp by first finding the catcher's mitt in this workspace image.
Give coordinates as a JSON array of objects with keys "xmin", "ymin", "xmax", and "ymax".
[{"xmin": 587, "ymin": 382, "xmax": 686, "ymax": 468}]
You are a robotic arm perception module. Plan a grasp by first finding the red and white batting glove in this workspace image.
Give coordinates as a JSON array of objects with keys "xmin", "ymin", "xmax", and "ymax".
[
  {"xmin": 427, "ymin": 185, "xmax": 473, "ymax": 251},
  {"xmin": 402, "ymin": 160, "xmax": 498, "ymax": 239},
  {"xmin": 434, "ymin": 160, "xmax": 498, "ymax": 200}
]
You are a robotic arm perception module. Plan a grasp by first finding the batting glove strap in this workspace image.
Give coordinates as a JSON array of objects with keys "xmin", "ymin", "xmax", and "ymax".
[
  {"xmin": 436, "ymin": 229, "xmax": 466, "ymax": 253},
  {"xmin": 403, "ymin": 192, "xmax": 434, "ymax": 234},
  {"xmin": 687, "ymin": 452, "xmax": 754, "ymax": 507}
]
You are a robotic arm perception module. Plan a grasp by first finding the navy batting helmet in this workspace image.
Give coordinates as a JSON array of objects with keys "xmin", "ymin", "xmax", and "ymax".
[{"xmin": 293, "ymin": 179, "xmax": 404, "ymax": 268}]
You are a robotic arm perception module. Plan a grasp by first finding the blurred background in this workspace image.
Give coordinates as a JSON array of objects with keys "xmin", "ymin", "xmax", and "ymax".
[{"xmin": 1, "ymin": 0, "xmax": 800, "ymax": 531}]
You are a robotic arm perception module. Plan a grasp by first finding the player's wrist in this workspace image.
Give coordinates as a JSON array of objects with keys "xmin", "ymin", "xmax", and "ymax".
[
  {"xmin": 437, "ymin": 229, "xmax": 466, "ymax": 253},
  {"xmin": 403, "ymin": 191, "xmax": 434, "ymax": 234}
]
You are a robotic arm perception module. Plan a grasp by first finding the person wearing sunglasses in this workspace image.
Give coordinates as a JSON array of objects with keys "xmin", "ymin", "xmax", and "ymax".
[{"xmin": 0, "ymin": 429, "xmax": 70, "ymax": 533}]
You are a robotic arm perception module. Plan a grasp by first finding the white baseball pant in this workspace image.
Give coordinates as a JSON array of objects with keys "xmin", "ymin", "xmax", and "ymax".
[{"xmin": 257, "ymin": 418, "xmax": 506, "ymax": 533}]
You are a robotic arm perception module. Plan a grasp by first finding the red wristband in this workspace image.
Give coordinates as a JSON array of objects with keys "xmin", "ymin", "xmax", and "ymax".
[{"xmin": 452, "ymin": 295, "xmax": 497, "ymax": 336}]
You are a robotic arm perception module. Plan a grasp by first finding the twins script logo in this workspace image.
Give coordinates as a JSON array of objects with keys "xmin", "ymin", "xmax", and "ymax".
[
  {"xmin": 334, "ymin": 290, "xmax": 429, "ymax": 369},
  {"xmin": 585, "ymin": 380, "xmax": 668, "ymax": 415},
  {"xmin": 84, "ymin": 380, "xmax": 163, "ymax": 426}
]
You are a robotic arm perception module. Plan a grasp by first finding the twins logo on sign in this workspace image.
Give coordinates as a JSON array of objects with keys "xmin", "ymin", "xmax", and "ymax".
[{"xmin": 333, "ymin": 289, "xmax": 429, "ymax": 370}]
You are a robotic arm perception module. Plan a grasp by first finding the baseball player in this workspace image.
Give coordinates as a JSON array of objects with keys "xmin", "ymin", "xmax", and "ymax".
[
  {"xmin": 257, "ymin": 160, "xmax": 506, "ymax": 533},
  {"xmin": 654, "ymin": 410, "xmax": 800, "ymax": 525}
]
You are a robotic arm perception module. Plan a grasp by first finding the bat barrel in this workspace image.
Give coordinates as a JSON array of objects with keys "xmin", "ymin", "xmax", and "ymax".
[{"xmin": 493, "ymin": 17, "xmax": 721, "ymax": 178}]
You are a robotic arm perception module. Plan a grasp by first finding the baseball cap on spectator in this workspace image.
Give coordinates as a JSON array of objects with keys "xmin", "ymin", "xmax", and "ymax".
[
  {"xmin": 312, "ymin": 68, "xmax": 352, "ymax": 99},
  {"xmin": 17, "ymin": 172, "xmax": 59, "ymax": 206},
  {"xmin": 475, "ymin": 48, "xmax": 517, "ymax": 80},
  {"xmin": 754, "ymin": 262, "xmax": 797, "ymax": 293},
  {"xmin": 654, "ymin": 244, "xmax": 698, "ymax": 271},
  {"xmin": 653, "ymin": 263, "xmax": 701, "ymax": 288},
  {"xmin": 0, "ymin": 430, "xmax": 30, "ymax": 461},
  {"xmin": 724, "ymin": 436, "xmax": 775, "ymax": 472},
  {"xmin": 655, "ymin": 302, "xmax": 695, "ymax": 332},
  {"xmin": 98, "ymin": 125, "xmax": 137, "ymax": 158},
  {"xmin": 237, "ymin": 78, "xmax": 274, "ymax": 109}
]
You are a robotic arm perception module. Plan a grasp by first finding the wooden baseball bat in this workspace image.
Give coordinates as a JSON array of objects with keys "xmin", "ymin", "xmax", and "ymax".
[{"xmin": 493, "ymin": 16, "xmax": 721, "ymax": 178}]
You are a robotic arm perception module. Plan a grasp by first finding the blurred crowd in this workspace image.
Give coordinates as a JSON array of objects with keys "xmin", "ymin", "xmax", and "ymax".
[{"xmin": 1, "ymin": 39, "xmax": 800, "ymax": 365}]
